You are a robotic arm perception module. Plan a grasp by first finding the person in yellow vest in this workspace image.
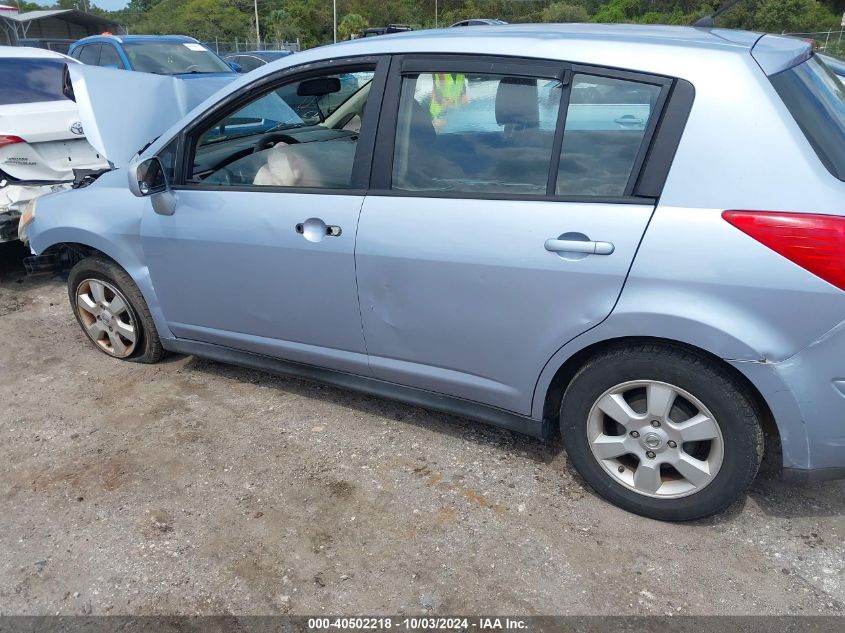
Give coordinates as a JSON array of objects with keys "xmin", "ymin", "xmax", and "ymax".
[{"xmin": 429, "ymin": 72, "xmax": 468, "ymax": 129}]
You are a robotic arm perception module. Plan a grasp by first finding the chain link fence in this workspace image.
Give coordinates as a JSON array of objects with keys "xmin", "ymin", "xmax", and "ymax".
[
  {"xmin": 203, "ymin": 39, "xmax": 301, "ymax": 54},
  {"xmin": 784, "ymin": 29, "xmax": 845, "ymax": 57}
]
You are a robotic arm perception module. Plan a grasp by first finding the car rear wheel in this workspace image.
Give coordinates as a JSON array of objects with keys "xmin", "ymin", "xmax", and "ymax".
[
  {"xmin": 68, "ymin": 257, "xmax": 164, "ymax": 363},
  {"xmin": 560, "ymin": 343, "xmax": 763, "ymax": 521}
]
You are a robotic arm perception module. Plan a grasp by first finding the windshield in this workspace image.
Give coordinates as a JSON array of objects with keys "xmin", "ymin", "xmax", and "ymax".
[
  {"xmin": 0, "ymin": 58, "xmax": 67, "ymax": 105},
  {"xmin": 123, "ymin": 41, "xmax": 233, "ymax": 75},
  {"xmin": 771, "ymin": 54, "xmax": 845, "ymax": 181}
]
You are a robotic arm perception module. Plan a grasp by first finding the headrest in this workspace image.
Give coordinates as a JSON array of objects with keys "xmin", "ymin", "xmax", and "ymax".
[{"xmin": 495, "ymin": 77, "xmax": 539, "ymax": 127}]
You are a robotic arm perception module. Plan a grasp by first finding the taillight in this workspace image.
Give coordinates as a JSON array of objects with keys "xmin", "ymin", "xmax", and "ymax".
[
  {"xmin": 0, "ymin": 135, "xmax": 24, "ymax": 148},
  {"xmin": 723, "ymin": 210, "xmax": 845, "ymax": 291}
]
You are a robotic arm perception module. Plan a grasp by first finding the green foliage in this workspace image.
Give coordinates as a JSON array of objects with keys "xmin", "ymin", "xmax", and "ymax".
[
  {"xmin": 755, "ymin": 0, "xmax": 838, "ymax": 31},
  {"xmin": 339, "ymin": 13, "xmax": 369, "ymax": 39},
  {"xmin": 89, "ymin": 0, "xmax": 845, "ymax": 49},
  {"xmin": 542, "ymin": 2, "xmax": 591, "ymax": 22}
]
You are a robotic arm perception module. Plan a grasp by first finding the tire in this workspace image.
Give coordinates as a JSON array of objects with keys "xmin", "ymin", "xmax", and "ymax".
[
  {"xmin": 560, "ymin": 343, "xmax": 763, "ymax": 521},
  {"xmin": 68, "ymin": 257, "xmax": 164, "ymax": 364}
]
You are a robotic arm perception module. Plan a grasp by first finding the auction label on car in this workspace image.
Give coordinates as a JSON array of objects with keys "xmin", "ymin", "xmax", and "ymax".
[{"xmin": 308, "ymin": 617, "xmax": 528, "ymax": 631}]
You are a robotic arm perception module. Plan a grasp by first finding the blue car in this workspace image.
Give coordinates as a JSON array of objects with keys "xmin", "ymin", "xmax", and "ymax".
[
  {"xmin": 223, "ymin": 50, "xmax": 293, "ymax": 74},
  {"xmin": 68, "ymin": 34, "xmax": 238, "ymax": 78}
]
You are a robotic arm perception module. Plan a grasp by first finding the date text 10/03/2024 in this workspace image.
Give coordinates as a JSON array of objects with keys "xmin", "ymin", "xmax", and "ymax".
[{"xmin": 307, "ymin": 618, "xmax": 529, "ymax": 630}]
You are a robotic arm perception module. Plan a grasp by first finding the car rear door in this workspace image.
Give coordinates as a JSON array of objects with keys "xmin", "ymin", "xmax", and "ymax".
[{"xmin": 355, "ymin": 56, "xmax": 674, "ymax": 414}]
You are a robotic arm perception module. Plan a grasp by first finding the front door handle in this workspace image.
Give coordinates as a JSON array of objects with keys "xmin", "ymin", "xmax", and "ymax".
[
  {"xmin": 544, "ymin": 238, "xmax": 615, "ymax": 255},
  {"xmin": 295, "ymin": 217, "xmax": 342, "ymax": 242}
]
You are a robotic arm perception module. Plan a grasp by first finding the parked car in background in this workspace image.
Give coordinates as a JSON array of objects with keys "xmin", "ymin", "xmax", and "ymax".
[
  {"xmin": 450, "ymin": 18, "xmax": 508, "ymax": 26},
  {"xmin": 224, "ymin": 50, "xmax": 293, "ymax": 74},
  {"xmin": 20, "ymin": 25, "xmax": 845, "ymax": 521},
  {"xmin": 360, "ymin": 25, "xmax": 412, "ymax": 37},
  {"xmin": 0, "ymin": 46, "xmax": 107, "ymax": 242},
  {"xmin": 68, "ymin": 34, "xmax": 238, "ymax": 78}
]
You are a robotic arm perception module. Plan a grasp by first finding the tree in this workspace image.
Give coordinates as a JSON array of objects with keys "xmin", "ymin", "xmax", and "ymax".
[
  {"xmin": 755, "ymin": 0, "xmax": 838, "ymax": 31},
  {"xmin": 542, "ymin": 2, "xmax": 590, "ymax": 22},
  {"xmin": 339, "ymin": 13, "xmax": 369, "ymax": 39},
  {"xmin": 266, "ymin": 8, "xmax": 300, "ymax": 42}
]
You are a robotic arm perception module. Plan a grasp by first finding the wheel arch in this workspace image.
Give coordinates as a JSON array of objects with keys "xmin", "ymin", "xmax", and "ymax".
[
  {"xmin": 33, "ymin": 232, "xmax": 173, "ymax": 341},
  {"xmin": 538, "ymin": 335, "xmax": 781, "ymax": 459}
]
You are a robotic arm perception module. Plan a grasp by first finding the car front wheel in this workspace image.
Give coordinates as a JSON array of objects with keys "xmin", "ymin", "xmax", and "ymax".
[
  {"xmin": 560, "ymin": 344, "xmax": 763, "ymax": 521},
  {"xmin": 68, "ymin": 257, "xmax": 164, "ymax": 363}
]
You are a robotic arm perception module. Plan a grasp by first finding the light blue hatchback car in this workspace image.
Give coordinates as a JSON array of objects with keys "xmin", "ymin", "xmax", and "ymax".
[{"xmin": 20, "ymin": 25, "xmax": 845, "ymax": 520}]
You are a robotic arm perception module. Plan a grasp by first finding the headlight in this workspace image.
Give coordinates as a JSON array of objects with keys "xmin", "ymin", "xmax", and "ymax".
[{"xmin": 17, "ymin": 197, "xmax": 37, "ymax": 244}]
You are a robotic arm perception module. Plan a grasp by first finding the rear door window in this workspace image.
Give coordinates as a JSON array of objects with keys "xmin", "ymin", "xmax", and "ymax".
[
  {"xmin": 0, "ymin": 58, "xmax": 67, "ymax": 105},
  {"xmin": 556, "ymin": 74, "xmax": 661, "ymax": 196},
  {"xmin": 391, "ymin": 71, "xmax": 562, "ymax": 195},
  {"xmin": 771, "ymin": 55, "xmax": 845, "ymax": 181}
]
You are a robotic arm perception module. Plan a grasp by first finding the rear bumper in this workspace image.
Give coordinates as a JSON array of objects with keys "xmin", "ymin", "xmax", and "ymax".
[{"xmin": 732, "ymin": 320, "xmax": 845, "ymax": 480}]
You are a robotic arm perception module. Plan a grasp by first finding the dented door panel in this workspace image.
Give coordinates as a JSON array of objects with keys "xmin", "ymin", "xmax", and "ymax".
[{"xmin": 355, "ymin": 196, "xmax": 655, "ymax": 414}]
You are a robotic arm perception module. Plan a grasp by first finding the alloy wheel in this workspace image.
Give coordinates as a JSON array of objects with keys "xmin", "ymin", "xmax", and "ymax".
[
  {"xmin": 586, "ymin": 380, "xmax": 724, "ymax": 499},
  {"xmin": 75, "ymin": 278, "xmax": 137, "ymax": 358}
]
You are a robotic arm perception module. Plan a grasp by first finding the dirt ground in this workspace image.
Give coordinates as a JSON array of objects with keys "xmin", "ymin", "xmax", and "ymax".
[{"xmin": 1, "ymin": 240, "xmax": 844, "ymax": 617}]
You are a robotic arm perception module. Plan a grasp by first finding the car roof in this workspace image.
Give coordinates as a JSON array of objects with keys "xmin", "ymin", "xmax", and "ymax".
[
  {"xmin": 72, "ymin": 34, "xmax": 199, "ymax": 46},
  {"xmin": 234, "ymin": 50, "xmax": 292, "ymax": 57},
  {"xmin": 349, "ymin": 23, "xmax": 763, "ymax": 52},
  {"xmin": 265, "ymin": 24, "xmax": 809, "ymax": 80},
  {"xmin": 0, "ymin": 45, "xmax": 73, "ymax": 60}
]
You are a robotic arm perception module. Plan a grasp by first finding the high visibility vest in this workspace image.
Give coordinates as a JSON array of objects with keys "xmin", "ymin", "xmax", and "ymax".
[{"xmin": 430, "ymin": 73, "xmax": 466, "ymax": 119}]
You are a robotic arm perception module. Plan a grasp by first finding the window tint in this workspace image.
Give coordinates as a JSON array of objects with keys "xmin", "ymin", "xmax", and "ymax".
[
  {"xmin": 234, "ymin": 55, "xmax": 264, "ymax": 73},
  {"xmin": 77, "ymin": 44, "xmax": 100, "ymax": 65},
  {"xmin": 771, "ymin": 55, "xmax": 845, "ymax": 181},
  {"xmin": 392, "ymin": 72, "xmax": 562, "ymax": 194},
  {"xmin": 556, "ymin": 74, "xmax": 660, "ymax": 196},
  {"xmin": 159, "ymin": 137, "xmax": 179, "ymax": 183},
  {"xmin": 98, "ymin": 45, "xmax": 124, "ymax": 69},
  {"xmin": 123, "ymin": 41, "xmax": 232, "ymax": 75},
  {"xmin": 191, "ymin": 69, "xmax": 375, "ymax": 189},
  {"xmin": 0, "ymin": 58, "xmax": 67, "ymax": 105}
]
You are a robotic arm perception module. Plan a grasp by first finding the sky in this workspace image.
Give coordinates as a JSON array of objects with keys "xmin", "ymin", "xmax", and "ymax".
[{"xmin": 94, "ymin": 0, "xmax": 130, "ymax": 9}]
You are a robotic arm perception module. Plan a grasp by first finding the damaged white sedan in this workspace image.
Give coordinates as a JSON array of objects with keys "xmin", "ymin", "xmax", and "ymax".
[{"xmin": 0, "ymin": 46, "xmax": 108, "ymax": 242}]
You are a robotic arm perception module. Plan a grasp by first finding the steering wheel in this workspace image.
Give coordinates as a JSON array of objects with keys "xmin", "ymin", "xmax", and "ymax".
[
  {"xmin": 252, "ymin": 132, "xmax": 301, "ymax": 154},
  {"xmin": 185, "ymin": 64, "xmax": 202, "ymax": 72}
]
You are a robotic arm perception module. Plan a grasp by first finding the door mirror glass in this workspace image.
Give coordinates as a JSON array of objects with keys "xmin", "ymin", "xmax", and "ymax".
[
  {"xmin": 297, "ymin": 76, "xmax": 341, "ymax": 97},
  {"xmin": 135, "ymin": 157, "xmax": 168, "ymax": 196}
]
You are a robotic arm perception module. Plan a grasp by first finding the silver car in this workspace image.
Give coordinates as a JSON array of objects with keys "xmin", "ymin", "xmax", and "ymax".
[{"xmin": 20, "ymin": 25, "xmax": 845, "ymax": 520}]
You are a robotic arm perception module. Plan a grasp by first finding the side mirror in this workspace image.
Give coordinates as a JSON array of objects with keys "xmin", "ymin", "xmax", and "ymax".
[
  {"xmin": 128, "ymin": 156, "xmax": 176, "ymax": 215},
  {"xmin": 228, "ymin": 61, "xmax": 243, "ymax": 73},
  {"xmin": 130, "ymin": 156, "xmax": 167, "ymax": 197}
]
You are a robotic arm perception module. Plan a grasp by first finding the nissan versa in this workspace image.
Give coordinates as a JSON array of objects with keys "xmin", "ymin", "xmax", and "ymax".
[{"xmin": 19, "ymin": 25, "xmax": 845, "ymax": 521}]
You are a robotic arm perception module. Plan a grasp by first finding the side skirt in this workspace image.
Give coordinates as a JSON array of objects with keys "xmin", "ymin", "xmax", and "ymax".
[{"xmin": 163, "ymin": 338, "xmax": 553, "ymax": 440}]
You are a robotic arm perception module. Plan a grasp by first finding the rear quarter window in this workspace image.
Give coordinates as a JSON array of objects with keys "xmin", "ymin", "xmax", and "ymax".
[
  {"xmin": 0, "ymin": 58, "xmax": 68, "ymax": 105},
  {"xmin": 770, "ymin": 55, "xmax": 845, "ymax": 181}
]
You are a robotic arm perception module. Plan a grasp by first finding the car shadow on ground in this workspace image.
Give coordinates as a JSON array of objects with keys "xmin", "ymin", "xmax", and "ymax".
[
  {"xmin": 4, "ymin": 239, "xmax": 842, "ymax": 523},
  {"xmin": 183, "ymin": 355, "xmax": 845, "ymax": 523},
  {"xmin": 184, "ymin": 354, "xmax": 561, "ymax": 467}
]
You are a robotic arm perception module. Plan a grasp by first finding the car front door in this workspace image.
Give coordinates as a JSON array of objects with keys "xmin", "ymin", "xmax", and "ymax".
[
  {"xmin": 141, "ymin": 58, "xmax": 387, "ymax": 375},
  {"xmin": 355, "ymin": 56, "xmax": 672, "ymax": 414}
]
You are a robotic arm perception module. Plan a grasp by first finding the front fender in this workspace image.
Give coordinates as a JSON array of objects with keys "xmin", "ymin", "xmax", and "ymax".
[{"xmin": 28, "ymin": 176, "xmax": 173, "ymax": 341}]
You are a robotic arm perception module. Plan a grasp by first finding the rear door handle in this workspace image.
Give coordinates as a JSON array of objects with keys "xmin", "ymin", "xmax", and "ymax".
[
  {"xmin": 614, "ymin": 115, "xmax": 644, "ymax": 126},
  {"xmin": 544, "ymin": 239, "xmax": 615, "ymax": 255}
]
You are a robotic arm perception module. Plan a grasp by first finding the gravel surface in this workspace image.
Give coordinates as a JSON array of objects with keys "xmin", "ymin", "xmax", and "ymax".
[{"xmin": 1, "ymin": 241, "xmax": 844, "ymax": 616}]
